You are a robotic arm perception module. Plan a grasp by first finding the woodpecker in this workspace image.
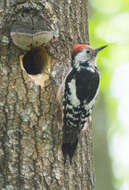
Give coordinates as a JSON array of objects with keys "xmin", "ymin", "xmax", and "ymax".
[{"xmin": 58, "ymin": 44, "xmax": 107, "ymax": 164}]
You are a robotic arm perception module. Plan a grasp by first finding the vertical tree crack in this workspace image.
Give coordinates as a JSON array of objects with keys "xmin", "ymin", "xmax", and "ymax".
[
  {"xmin": 17, "ymin": 117, "xmax": 23, "ymax": 190},
  {"xmin": 32, "ymin": 125, "xmax": 39, "ymax": 189},
  {"xmin": 32, "ymin": 159, "xmax": 38, "ymax": 190},
  {"xmin": 1, "ymin": 135, "xmax": 8, "ymax": 188}
]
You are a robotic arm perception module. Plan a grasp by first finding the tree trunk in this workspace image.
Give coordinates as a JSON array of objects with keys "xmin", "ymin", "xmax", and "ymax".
[{"xmin": 0, "ymin": 0, "xmax": 95, "ymax": 189}]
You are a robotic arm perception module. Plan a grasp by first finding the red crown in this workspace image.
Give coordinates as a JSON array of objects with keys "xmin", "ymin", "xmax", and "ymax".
[{"xmin": 73, "ymin": 44, "xmax": 92, "ymax": 52}]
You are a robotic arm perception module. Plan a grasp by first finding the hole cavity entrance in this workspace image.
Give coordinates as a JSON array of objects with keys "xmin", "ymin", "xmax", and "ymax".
[{"xmin": 22, "ymin": 47, "xmax": 50, "ymax": 75}]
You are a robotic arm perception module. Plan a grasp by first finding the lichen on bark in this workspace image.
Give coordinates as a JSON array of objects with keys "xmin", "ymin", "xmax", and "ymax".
[{"xmin": 0, "ymin": 0, "xmax": 95, "ymax": 190}]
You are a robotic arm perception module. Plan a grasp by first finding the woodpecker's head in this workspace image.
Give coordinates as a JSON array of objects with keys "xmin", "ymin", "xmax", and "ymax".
[{"xmin": 72, "ymin": 44, "xmax": 107, "ymax": 67}]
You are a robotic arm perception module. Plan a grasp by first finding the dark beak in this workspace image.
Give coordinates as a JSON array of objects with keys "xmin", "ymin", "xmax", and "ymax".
[{"xmin": 95, "ymin": 45, "xmax": 108, "ymax": 54}]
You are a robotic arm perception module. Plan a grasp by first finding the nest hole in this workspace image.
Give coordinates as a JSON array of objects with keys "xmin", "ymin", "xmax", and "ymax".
[{"xmin": 22, "ymin": 47, "xmax": 49, "ymax": 75}]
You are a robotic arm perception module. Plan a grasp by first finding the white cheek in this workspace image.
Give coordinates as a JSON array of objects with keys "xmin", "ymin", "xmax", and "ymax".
[{"xmin": 75, "ymin": 49, "xmax": 89, "ymax": 63}]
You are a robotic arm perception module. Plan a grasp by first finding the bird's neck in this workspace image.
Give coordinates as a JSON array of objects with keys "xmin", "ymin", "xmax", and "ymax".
[{"xmin": 73, "ymin": 59, "xmax": 97, "ymax": 72}]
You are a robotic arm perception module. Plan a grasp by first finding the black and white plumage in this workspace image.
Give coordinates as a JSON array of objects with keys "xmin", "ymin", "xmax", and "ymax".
[{"xmin": 58, "ymin": 44, "xmax": 107, "ymax": 163}]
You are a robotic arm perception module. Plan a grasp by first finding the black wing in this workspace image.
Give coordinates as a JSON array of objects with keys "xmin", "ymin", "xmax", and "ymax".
[{"xmin": 76, "ymin": 67, "xmax": 100, "ymax": 103}]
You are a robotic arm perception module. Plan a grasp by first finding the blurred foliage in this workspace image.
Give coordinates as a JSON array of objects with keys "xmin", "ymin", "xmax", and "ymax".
[{"xmin": 89, "ymin": 0, "xmax": 129, "ymax": 190}]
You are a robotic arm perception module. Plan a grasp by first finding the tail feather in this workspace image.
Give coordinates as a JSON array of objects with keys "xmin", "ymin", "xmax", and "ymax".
[{"xmin": 62, "ymin": 139, "xmax": 78, "ymax": 164}]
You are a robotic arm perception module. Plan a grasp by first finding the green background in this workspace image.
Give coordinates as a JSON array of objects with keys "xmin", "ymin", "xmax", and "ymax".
[{"xmin": 89, "ymin": 0, "xmax": 129, "ymax": 190}]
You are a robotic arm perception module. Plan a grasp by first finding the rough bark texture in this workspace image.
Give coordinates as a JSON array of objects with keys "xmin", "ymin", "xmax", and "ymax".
[{"xmin": 0, "ymin": 0, "xmax": 95, "ymax": 189}]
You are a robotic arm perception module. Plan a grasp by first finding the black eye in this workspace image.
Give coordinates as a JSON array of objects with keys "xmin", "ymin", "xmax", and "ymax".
[{"xmin": 87, "ymin": 50, "xmax": 90, "ymax": 53}]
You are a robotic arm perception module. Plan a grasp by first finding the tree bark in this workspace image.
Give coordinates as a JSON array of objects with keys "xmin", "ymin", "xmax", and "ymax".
[{"xmin": 0, "ymin": 0, "xmax": 95, "ymax": 189}]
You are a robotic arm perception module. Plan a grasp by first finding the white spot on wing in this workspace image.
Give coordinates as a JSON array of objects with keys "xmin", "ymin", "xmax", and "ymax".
[
  {"xmin": 68, "ymin": 79, "xmax": 80, "ymax": 106},
  {"xmin": 84, "ymin": 99, "xmax": 95, "ymax": 110}
]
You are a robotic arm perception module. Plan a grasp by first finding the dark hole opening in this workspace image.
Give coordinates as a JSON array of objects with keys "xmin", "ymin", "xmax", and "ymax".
[{"xmin": 23, "ymin": 47, "xmax": 44, "ymax": 75}]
